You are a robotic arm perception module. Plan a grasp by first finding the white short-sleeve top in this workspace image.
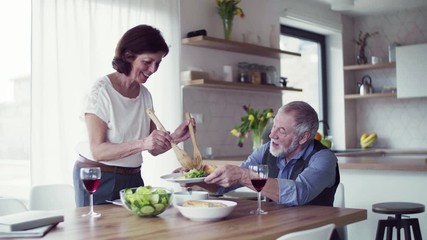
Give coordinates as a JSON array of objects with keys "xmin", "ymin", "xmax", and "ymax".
[{"xmin": 76, "ymin": 75, "xmax": 153, "ymax": 167}]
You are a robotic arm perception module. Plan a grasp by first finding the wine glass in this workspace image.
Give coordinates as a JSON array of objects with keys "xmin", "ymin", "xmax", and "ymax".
[
  {"xmin": 80, "ymin": 167, "xmax": 101, "ymax": 217},
  {"xmin": 249, "ymin": 164, "xmax": 269, "ymax": 215}
]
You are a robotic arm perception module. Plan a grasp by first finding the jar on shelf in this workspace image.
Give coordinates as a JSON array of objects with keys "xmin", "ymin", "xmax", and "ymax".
[
  {"xmin": 237, "ymin": 62, "xmax": 250, "ymax": 83},
  {"xmin": 249, "ymin": 64, "xmax": 261, "ymax": 84},
  {"xmin": 266, "ymin": 65, "xmax": 278, "ymax": 85},
  {"xmin": 259, "ymin": 65, "xmax": 268, "ymax": 85}
]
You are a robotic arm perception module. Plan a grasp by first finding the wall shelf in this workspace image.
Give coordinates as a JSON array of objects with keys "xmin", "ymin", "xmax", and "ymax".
[
  {"xmin": 181, "ymin": 79, "xmax": 302, "ymax": 93},
  {"xmin": 181, "ymin": 36, "xmax": 301, "ymax": 59},
  {"xmin": 344, "ymin": 62, "xmax": 396, "ymax": 71},
  {"xmin": 345, "ymin": 92, "xmax": 397, "ymax": 99}
]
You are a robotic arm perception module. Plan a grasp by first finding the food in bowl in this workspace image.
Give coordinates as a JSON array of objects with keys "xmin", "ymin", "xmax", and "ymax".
[
  {"xmin": 182, "ymin": 200, "xmax": 227, "ymax": 208},
  {"xmin": 172, "ymin": 190, "xmax": 208, "ymax": 205},
  {"xmin": 120, "ymin": 186, "xmax": 172, "ymax": 217},
  {"xmin": 175, "ymin": 199, "xmax": 237, "ymax": 221}
]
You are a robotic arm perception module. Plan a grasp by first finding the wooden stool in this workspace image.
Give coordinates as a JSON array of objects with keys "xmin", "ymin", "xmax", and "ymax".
[{"xmin": 372, "ymin": 202, "xmax": 424, "ymax": 240}]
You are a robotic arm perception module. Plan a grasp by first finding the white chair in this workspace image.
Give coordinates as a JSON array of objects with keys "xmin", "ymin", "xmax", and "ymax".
[
  {"xmin": 29, "ymin": 184, "xmax": 76, "ymax": 210},
  {"xmin": 334, "ymin": 182, "xmax": 345, "ymax": 208},
  {"xmin": 333, "ymin": 183, "xmax": 347, "ymax": 240},
  {"xmin": 276, "ymin": 223, "xmax": 336, "ymax": 240},
  {"xmin": 0, "ymin": 198, "xmax": 28, "ymax": 216}
]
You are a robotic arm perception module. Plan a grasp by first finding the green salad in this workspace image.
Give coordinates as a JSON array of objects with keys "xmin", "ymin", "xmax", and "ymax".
[
  {"xmin": 122, "ymin": 186, "xmax": 171, "ymax": 216},
  {"xmin": 184, "ymin": 169, "xmax": 206, "ymax": 179}
]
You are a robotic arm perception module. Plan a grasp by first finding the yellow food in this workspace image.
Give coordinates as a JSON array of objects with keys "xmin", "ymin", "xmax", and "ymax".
[
  {"xmin": 360, "ymin": 133, "xmax": 369, "ymax": 141},
  {"xmin": 360, "ymin": 133, "xmax": 377, "ymax": 148},
  {"xmin": 182, "ymin": 200, "xmax": 227, "ymax": 208},
  {"xmin": 314, "ymin": 132, "xmax": 322, "ymax": 141},
  {"xmin": 202, "ymin": 164, "xmax": 217, "ymax": 174}
]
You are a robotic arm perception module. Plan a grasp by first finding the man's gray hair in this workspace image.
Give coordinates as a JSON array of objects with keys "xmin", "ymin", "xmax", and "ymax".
[{"xmin": 277, "ymin": 101, "xmax": 319, "ymax": 139}]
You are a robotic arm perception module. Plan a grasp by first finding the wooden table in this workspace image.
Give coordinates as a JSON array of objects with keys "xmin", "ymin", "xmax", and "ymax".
[{"xmin": 40, "ymin": 199, "xmax": 366, "ymax": 240}]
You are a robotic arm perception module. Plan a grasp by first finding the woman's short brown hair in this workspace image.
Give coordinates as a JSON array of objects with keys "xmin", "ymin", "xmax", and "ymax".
[{"xmin": 112, "ymin": 24, "xmax": 169, "ymax": 76}]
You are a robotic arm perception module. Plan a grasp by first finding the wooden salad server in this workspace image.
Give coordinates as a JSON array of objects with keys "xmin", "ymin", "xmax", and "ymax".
[
  {"xmin": 185, "ymin": 112, "xmax": 203, "ymax": 170},
  {"xmin": 146, "ymin": 108, "xmax": 193, "ymax": 170}
]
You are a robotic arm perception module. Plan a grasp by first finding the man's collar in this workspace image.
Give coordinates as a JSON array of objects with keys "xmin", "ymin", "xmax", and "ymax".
[{"xmin": 289, "ymin": 140, "xmax": 314, "ymax": 162}]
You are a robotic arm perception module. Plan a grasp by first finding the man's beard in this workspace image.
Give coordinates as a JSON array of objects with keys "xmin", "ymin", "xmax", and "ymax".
[{"xmin": 269, "ymin": 136, "xmax": 299, "ymax": 158}]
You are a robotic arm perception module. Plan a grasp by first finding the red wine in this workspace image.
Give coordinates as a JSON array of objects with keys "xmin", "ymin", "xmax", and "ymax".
[
  {"xmin": 83, "ymin": 179, "xmax": 100, "ymax": 193},
  {"xmin": 251, "ymin": 179, "xmax": 267, "ymax": 192}
]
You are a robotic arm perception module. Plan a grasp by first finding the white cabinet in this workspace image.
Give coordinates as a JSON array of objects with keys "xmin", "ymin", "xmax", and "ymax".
[{"xmin": 396, "ymin": 43, "xmax": 427, "ymax": 98}]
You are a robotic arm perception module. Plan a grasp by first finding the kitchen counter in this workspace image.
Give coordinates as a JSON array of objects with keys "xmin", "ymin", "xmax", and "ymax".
[
  {"xmin": 335, "ymin": 148, "xmax": 427, "ymax": 172},
  {"xmin": 206, "ymin": 149, "xmax": 427, "ymax": 172}
]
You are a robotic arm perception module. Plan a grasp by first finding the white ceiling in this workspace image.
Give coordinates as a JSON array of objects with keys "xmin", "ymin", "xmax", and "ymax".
[{"xmin": 315, "ymin": 0, "xmax": 427, "ymax": 16}]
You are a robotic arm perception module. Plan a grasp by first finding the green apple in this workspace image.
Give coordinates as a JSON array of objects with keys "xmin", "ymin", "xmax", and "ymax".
[{"xmin": 320, "ymin": 138, "xmax": 332, "ymax": 148}]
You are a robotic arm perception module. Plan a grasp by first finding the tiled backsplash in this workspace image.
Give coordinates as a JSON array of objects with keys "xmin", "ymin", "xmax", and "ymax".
[
  {"xmin": 356, "ymin": 97, "xmax": 427, "ymax": 148},
  {"xmin": 354, "ymin": 7, "xmax": 427, "ymax": 149},
  {"xmin": 182, "ymin": 87, "xmax": 282, "ymax": 157}
]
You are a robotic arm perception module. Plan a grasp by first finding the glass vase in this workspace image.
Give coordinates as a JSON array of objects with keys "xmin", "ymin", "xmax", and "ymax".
[
  {"xmin": 356, "ymin": 46, "xmax": 367, "ymax": 64},
  {"xmin": 222, "ymin": 17, "xmax": 233, "ymax": 40},
  {"xmin": 251, "ymin": 131, "xmax": 263, "ymax": 151}
]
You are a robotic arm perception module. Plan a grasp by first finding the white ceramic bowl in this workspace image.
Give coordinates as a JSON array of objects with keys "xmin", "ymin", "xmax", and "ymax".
[
  {"xmin": 175, "ymin": 200, "xmax": 237, "ymax": 221},
  {"xmin": 172, "ymin": 190, "xmax": 208, "ymax": 205}
]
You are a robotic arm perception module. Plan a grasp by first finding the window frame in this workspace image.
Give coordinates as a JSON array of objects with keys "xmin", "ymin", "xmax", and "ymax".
[{"xmin": 280, "ymin": 25, "xmax": 329, "ymax": 134}]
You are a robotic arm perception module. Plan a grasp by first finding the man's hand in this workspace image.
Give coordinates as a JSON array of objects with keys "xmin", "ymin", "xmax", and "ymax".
[{"xmin": 204, "ymin": 165, "xmax": 250, "ymax": 188}]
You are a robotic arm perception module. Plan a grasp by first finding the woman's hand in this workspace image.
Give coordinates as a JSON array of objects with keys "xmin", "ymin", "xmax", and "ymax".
[
  {"xmin": 171, "ymin": 118, "xmax": 195, "ymax": 143},
  {"xmin": 145, "ymin": 129, "xmax": 173, "ymax": 156},
  {"xmin": 172, "ymin": 166, "xmax": 188, "ymax": 173}
]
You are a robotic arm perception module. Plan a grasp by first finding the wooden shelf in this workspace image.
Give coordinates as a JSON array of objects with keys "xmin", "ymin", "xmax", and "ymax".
[
  {"xmin": 345, "ymin": 92, "xmax": 397, "ymax": 99},
  {"xmin": 181, "ymin": 36, "xmax": 301, "ymax": 59},
  {"xmin": 344, "ymin": 62, "xmax": 396, "ymax": 71},
  {"xmin": 181, "ymin": 79, "xmax": 303, "ymax": 93}
]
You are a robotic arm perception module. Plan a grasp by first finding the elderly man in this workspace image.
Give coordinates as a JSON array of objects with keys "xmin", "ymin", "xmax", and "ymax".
[
  {"xmin": 190, "ymin": 101, "xmax": 341, "ymax": 239},
  {"xmin": 193, "ymin": 101, "xmax": 340, "ymax": 207}
]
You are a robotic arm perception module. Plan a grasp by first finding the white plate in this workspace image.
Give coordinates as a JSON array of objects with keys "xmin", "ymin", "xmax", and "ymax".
[
  {"xmin": 160, "ymin": 173, "xmax": 206, "ymax": 183},
  {"xmin": 223, "ymin": 187, "xmax": 258, "ymax": 200}
]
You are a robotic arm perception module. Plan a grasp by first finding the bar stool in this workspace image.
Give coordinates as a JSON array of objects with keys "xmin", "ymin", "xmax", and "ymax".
[{"xmin": 372, "ymin": 202, "xmax": 424, "ymax": 240}]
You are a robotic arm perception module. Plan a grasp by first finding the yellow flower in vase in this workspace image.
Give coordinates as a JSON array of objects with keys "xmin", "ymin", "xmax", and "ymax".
[
  {"xmin": 216, "ymin": 0, "xmax": 245, "ymax": 40},
  {"xmin": 230, "ymin": 105, "xmax": 274, "ymax": 150}
]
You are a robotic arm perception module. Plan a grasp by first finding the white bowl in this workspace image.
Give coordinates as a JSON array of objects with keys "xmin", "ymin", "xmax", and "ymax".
[
  {"xmin": 172, "ymin": 191, "xmax": 208, "ymax": 205},
  {"xmin": 175, "ymin": 200, "xmax": 237, "ymax": 221}
]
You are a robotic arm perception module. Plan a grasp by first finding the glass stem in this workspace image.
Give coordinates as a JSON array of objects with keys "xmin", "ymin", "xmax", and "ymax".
[
  {"xmin": 257, "ymin": 192, "xmax": 262, "ymax": 211},
  {"xmin": 89, "ymin": 193, "xmax": 94, "ymax": 214}
]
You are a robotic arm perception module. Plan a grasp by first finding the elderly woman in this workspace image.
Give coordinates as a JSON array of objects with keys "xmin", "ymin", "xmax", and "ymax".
[{"xmin": 73, "ymin": 25, "xmax": 192, "ymax": 207}]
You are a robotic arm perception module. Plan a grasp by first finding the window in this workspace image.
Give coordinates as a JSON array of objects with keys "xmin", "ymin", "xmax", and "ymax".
[
  {"xmin": 0, "ymin": 0, "xmax": 180, "ymax": 201},
  {"xmin": 280, "ymin": 25, "xmax": 329, "ymax": 134},
  {"xmin": 0, "ymin": 0, "xmax": 31, "ymax": 199}
]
